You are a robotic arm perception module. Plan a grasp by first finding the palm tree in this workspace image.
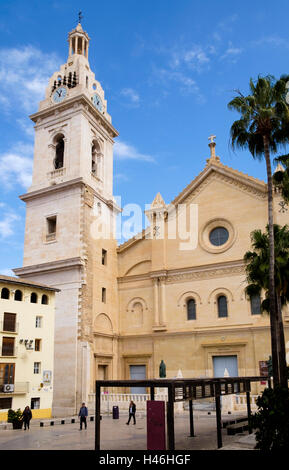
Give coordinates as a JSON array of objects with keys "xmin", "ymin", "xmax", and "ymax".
[
  {"xmin": 244, "ymin": 225, "xmax": 289, "ymax": 387},
  {"xmin": 274, "ymin": 154, "xmax": 289, "ymax": 202},
  {"xmin": 228, "ymin": 75, "xmax": 289, "ymax": 386}
]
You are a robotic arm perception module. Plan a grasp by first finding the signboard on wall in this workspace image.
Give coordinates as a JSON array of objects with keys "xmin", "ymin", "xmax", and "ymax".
[
  {"xmin": 43, "ymin": 370, "xmax": 52, "ymax": 385},
  {"xmin": 259, "ymin": 361, "xmax": 268, "ymax": 376},
  {"xmin": 147, "ymin": 400, "xmax": 166, "ymax": 450},
  {"xmin": 259, "ymin": 361, "xmax": 268, "ymax": 385}
]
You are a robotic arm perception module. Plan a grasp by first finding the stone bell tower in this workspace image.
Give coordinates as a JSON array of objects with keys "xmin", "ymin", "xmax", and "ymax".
[{"xmin": 14, "ymin": 21, "xmax": 120, "ymax": 416}]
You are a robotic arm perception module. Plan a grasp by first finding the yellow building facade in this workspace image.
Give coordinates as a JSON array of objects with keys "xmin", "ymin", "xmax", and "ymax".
[
  {"xmin": 117, "ymin": 149, "xmax": 289, "ymax": 395},
  {"xmin": 13, "ymin": 22, "xmax": 289, "ymax": 416},
  {"xmin": 0, "ymin": 276, "xmax": 57, "ymax": 420}
]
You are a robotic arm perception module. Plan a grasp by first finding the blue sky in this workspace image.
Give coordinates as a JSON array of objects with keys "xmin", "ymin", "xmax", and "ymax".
[{"xmin": 1, "ymin": 0, "xmax": 289, "ymax": 274}]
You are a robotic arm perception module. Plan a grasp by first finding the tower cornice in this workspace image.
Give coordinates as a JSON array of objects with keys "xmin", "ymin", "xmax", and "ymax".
[
  {"xmin": 19, "ymin": 177, "xmax": 121, "ymax": 214},
  {"xmin": 29, "ymin": 93, "xmax": 118, "ymax": 138}
]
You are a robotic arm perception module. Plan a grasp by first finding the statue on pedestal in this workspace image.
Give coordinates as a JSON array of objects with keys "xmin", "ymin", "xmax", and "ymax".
[{"xmin": 159, "ymin": 360, "xmax": 166, "ymax": 378}]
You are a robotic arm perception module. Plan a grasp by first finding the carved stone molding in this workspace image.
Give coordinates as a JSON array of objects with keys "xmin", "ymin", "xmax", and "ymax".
[
  {"xmin": 183, "ymin": 171, "xmax": 266, "ymax": 205},
  {"xmin": 166, "ymin": 265, "xmax": 245, "ymax": 283},
  {"xmin": 118, "ymin": 262, "xmax": 245, "ymax": 284},
  {"xmin": 84, "ymin": 186, "xmax": 94, "ymax": 207}
]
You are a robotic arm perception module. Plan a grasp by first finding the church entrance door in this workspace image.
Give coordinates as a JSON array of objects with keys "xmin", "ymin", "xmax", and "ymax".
[
  {"xmin": 213, "ymin": 355, "xmax": 238, "ymax": 377},
  {"xmin": 129, "ymin": 365, "xmax": 146, "ymax": 394}
]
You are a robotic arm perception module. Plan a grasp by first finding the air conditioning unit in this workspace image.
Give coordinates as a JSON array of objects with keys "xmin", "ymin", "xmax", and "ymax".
[{"xmin": 3, "ymin": 384, "xmax": 14, "ymax": 393}]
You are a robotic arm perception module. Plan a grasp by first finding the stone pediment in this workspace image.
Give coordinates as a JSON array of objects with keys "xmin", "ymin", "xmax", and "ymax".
[
  {"xmin": 151, "ymin": 192, "xmax": 166, "ymax": 209},
  {"xmin": 117, "ymin": 158, "xmax": 267, "ymax": 252},
  {"xmin": 171, "ymin": 159, "xmax": 267, "ymax": 206}
]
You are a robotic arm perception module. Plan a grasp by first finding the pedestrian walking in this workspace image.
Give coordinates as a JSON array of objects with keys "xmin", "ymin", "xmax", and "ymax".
[
  {"xmin": 78, "ymin": 402, "xmax": 88, "ymax": 430},
  {"xmin": 126, "ymin": 400, "xmax": 136, "ymax": 425},
  {"xmin": 22, "ymin": 406, "xmax": 32, "ymax": 430}
]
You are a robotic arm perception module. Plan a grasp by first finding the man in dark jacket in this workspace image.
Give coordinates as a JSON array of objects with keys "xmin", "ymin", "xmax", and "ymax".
[
  {"xmin": 78, "ymin": 402, "xmax": 88, "ymax": 430},
  {"xmin": 126, "ymin": 401, "xmax": 136, "ymax": 425}
]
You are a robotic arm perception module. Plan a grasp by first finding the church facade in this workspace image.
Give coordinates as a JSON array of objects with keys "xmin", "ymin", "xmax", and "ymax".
[{"xmin": 14, "ymin": 23, "xmax": 289, "ymax": 416}]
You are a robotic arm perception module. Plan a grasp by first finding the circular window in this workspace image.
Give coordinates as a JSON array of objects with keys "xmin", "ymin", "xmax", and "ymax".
[
  {"xmin": 209, "ymin": 227, "xmax": 229, "ymax": 246},
  {"xmin": 199, "ymin": 218, "xmax": 236, "ymax": 254}
]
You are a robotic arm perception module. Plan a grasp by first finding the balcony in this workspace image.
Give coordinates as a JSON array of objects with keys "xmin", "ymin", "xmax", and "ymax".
[
  {"xmin": 0, "ymin": 382, "xmax": 29, "ymax": 395},
  {"xmin": 47, "ymin": 167, "xmax": 66, "ymax": 180},
  {"xmin": 0, "ymin": 321, "xmax": 19, "ymax": 334}
]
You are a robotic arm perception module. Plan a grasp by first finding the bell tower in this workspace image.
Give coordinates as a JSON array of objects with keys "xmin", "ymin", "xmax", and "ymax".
[{"xmin": 14, "ymin": 21, "xmax": 120, "ymax": 417}]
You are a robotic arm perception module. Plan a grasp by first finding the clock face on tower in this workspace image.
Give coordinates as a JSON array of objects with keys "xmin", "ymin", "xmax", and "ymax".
[
  {"xmin": 52, "ymin": 86, "xmax": 67, "ymax": 104},
  {"xmin": 92, "ymin": 93, "xmax": 103, "ymax": 112}
]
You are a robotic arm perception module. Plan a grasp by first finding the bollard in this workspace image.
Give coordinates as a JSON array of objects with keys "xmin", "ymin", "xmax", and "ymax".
[{"xmin": 112, "ymin": 406, "xmax": 119, "ymax": 419}]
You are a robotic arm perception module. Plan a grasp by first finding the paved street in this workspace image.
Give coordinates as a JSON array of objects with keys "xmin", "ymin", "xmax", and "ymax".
[{"xmin": 0, "ymin": 411, "xmax": 257, "ymax": 450}]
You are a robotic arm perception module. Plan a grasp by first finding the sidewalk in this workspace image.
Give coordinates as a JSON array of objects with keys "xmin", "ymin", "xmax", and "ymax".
[
  {"xmin": 0, "ymin": 411, "xmax": 257, "ymax": 450},
  {"xmin": 220, "ymin": 432, "xmax": 257, "ymax": 450}
]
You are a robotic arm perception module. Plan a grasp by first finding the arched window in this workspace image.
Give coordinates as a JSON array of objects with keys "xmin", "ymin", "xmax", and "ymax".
[
  {"xmin": 250, "ymin": 294, "xmax": 261, "ymax": 315},
  {"xmin": 41, "ymin": 294, "xmax": 49, "ymax": 305},
  {"xmin": 14, "ymin": 290, "xmax": 23, "ymax": 301},
  {"xmin": 30, "ymin": 293, "xmax": 38, "ymax": 304},
  {"xmin": 131, "ymin": 302, "xmax": 143, "ymax": 327},
  {"xmin": 187, "ymin": 299, "xmax": 196, "ymax": 320},
  {"xmin": 67, "ymin": 72, "xmax": 72, "ymax": 88},
  {"xmin": 91, "ymin": 140, "xmax": 101, "ymax": 176},
  {"xmin": 77, "ymin": 38, "xmax": 82, "ymax": 54},
  {"xmin": 217, "ymin": 295, "xmax": 228, "ymax": 318},
  {"xmin": 54, "ymin": 134, "xmax": 64, "ymax": 169},
  {"xmin": 72, "ymin": 71, "xmax": 77, "ymax": 87},
  {"xmin": 1, "ymin": 288, "xmax": 9, "ymax": 299}
]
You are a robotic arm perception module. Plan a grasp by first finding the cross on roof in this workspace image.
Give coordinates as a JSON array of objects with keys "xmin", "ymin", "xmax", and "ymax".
[
  {"xmin": 208, "ymin": 135, "xmax": 216, "ymax": 143},
  {"xmin": 78, "ymin": 11, "xmax": 83, "ymax": 23}
]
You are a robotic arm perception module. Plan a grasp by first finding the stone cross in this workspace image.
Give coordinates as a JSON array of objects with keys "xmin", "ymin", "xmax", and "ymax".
[{"xmin": 208, "ymin": 134, "xmax": 216, "ymax": 159}]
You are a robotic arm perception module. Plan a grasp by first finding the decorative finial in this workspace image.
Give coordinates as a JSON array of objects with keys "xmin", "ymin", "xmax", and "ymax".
[
  {"xmin": 78, "ymin": 11, "xmax": 83, "ymax": 24},
  {"xmin": 208, "ymin": 134, "xmax": 217, "ymax": 159},
  {"xmin": 274, "ymin": 162, "xmax": 285, "ymax": 174},
  {"xmin": 207, "ymin": 134, "xmax": 220, "ymax": 163}
]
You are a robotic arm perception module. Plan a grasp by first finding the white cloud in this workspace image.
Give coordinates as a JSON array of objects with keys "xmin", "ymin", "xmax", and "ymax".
[
  {"xmin": 183, "ymin": 47, "xmax": 210, "ymax": 68},
  {"xmin": 0, "ymin": 210, "xmax": 20, "ymax": 238},
  {"xmin": 120, "ymin": 88, "xmax": 140, "ymax": 106},
  {"xmin": 149, "ymin": 43, "xmax": 214, "ymax": 101},
  {"xmin": 0, "ymin": 45, "xmax": 61, "ymax": 113},
  {"xmin": 169, "ymin": 45, "xmax": 211, "ymax": 74},
  {"xmin": 220, "ymin": 42, "xmax": 243, "ymax": 62},
  {"xmin": 16, "ymin": 118, "xmax": 34, "ymax": 137},
  {"xmin": 153, "ymin": 67, "xmax": 205, "ymax": 102},
  {"xmin": 0, "ymin": 268, "xmax": 14, "ymax": 276},
  {"xmin": 217, "ymin": 14, "xmax": 238, "ymax": 33},
  {"xmin": 251, "ymin": 35, "xmax": 289, "ymax": 49},
  {"xmin": 114, "ymin": 140, "xmax": 155, "ymax": 163},
  {"xmin": 115, "ymin": 173, "xmax": 129, "ymax": 182},
  {"xmin": 0, "ymin": 142, "xmax": 33, "ymax": 189}
]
